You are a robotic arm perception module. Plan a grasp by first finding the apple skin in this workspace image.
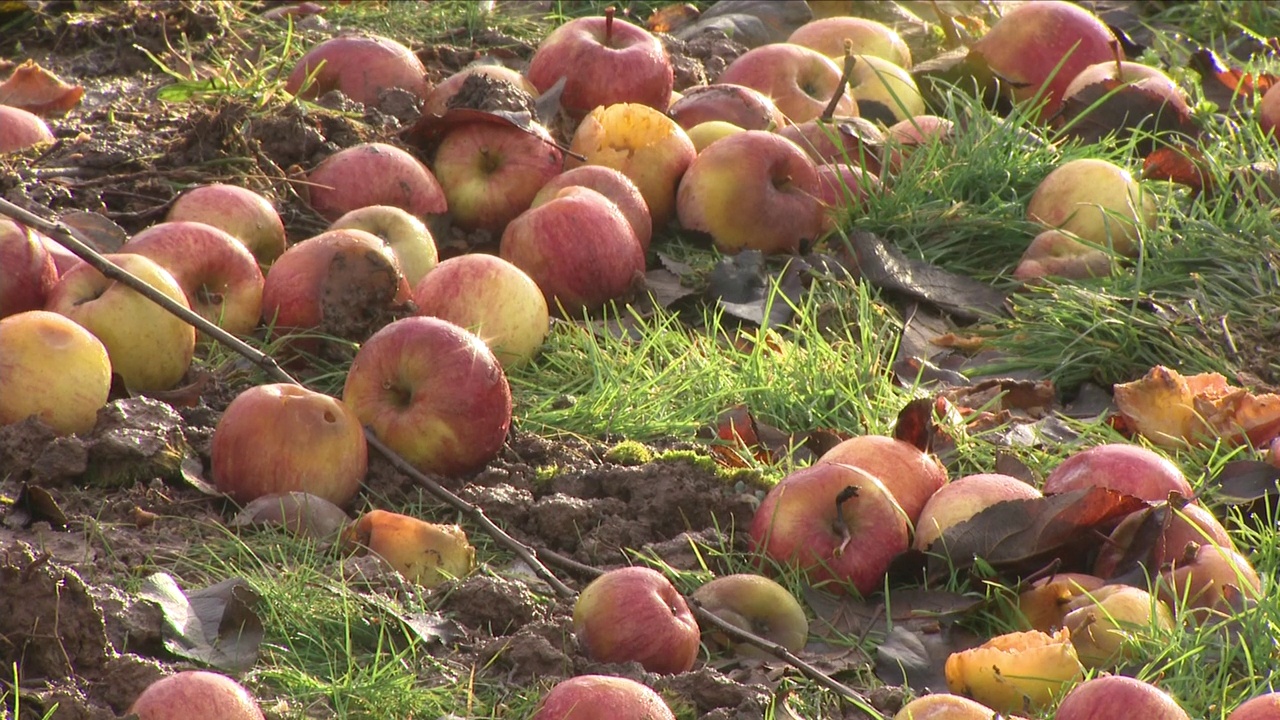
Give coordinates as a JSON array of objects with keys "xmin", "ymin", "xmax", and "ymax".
[
  {"xmin": 128, "ymin": 670, "xmax": 265, "ymax": 720},
  {"xmin": 944, "ymin": 628, "xmax": 1083, "ymax": 715},
  {"xmin": 892, "ymin": 694, "xmax": 1003, "ymax": 720},
  {"xmin": 846, "ymin": 55, "xmax": 925, "ymax": 125},
  {"xmin": 531, "ymin": 675, "xmax": 677, "ymax": 720},
  {"xmin": 40, "ymin": 232, "xmax": 80, "ymax": 277},
  {"xmin": 750, "ymin": 462, "xmax": 910, "ymax": 595},
  {"xmin": 778, "ymin": 117, "xmax": 886, "ymax": 174},
  {"xmin": 566, "ymin": 102, "xmax": 696, "ymax": 228},
  {"xmin": 0, "ymin": 310, "xmax": 111, "ymax": 435},
  {"xmin": 307, "ymin": 142, "xmax": 448, "ymax": 222},
  {"xmin": 816, "ymin": 435, "xmax": 949, "ymax": 525},
  {"xmin": 1158, "ymin": 543, "xmax": 1262, "ymax": 621},
  {"xmin": 676, "ymin": 130, "xmax": 823, "ymax": 255},
  {"xmin": 815, "ymin": 163, "xmax": 881, "ymax": 234},
  {"xmin": 0, "ymin": 216, "xmax": 59, "ymax": 318},
  {"xmin": 46, "ymin": 253, "xmax": 196, "ymax": 392},
  {"xmin": 1229, "ymin": 693, "xmax": 1280, "ymax": 720},
  {"xmin": 166, "ymin": 184, "xmax": 287, "ymax": 268},
  {"xmin": 717, "ymin": 43, "xmax": 856, "ymax": 124},
  {"xmin": 330, "ymin": 205, "xmax": 439, "ymax": 286},
  {"xmin": 342, "ymin": 316, "xmax": 512, "ymax": 476},
  {"xmin": 1014, "ymin": 229, "xmax": 1113, "ymax": 282},
  {"xmin": 0, "ymin": 105, "xmax": 55, "ymax": 154},
  {"xmin": 422, "ymin": 64, "xmax": 538, "ymax": 118},
  {"xmin": 412, "ymin": 253, "xmax": 549, "ymax": 369},
  {"xmin": 431, "ymin": 121, "xmax": 564, "ymax": 234},
  {"xmin": 667, "ymin": 83, "xmax": 786, "ymax": 132},
  {"xmin": 1260, "ymin": 83, "xmax": 1280, "ymax": 136},
  {"xmin": 692, "ymin": 573, "xmax": 809, "ymax": 658},
  {"xmin": 526, "ymin": 14, "xmax": 673, "ymax": 117},
  {"xmin": 343, "ymin": 509, "xmax": 475, "ymax": 588},
  {"xmin": 1026, "ymin": 159, "xmax": 1156, "ymax": 257},
  {"xmin": 284, "ymin": 33, "xmax": 429, "ymax": 106},
  {"xmin": 1062, "ymin": 584, "xmax": 1173, "ymax": 669},
  {"xmin": 572, "ymin": 566, "xmax": 701, "ymax": 675},
  {"xmin": 120, "ymin": 221, "xmax": 265, "ymax": 337},
  {"xmin": 914, "ymin": 473, "xmax": 1043, "ymax": 551},
  {"xmin": 969, "ymin": 0, "xmax": 1121, "ymax": 122},
  {"xmin": 532, "ymin": 165, "xmax": 652, "ymax": 252},
  {"xmin": 1092, "ymin": 500, "xmax": 1235, "ymax": 579},
  {"xmin": 884, "ymin": 114, "xmax": 955, "ymax": 174},
  {"xmin": 1042, "ymin": 443, "xmax": 1192, "ymax": 502},
  {"xmin": 686, "ymin": 120, "xmax": 746, "ymax": 153},
  {"xmin": 212, "ymin": 383, "xmax": 367, "ymax": 507},
  {"xmin": 1054, "ymin": 675, "xmax": 1190, "ymax": 720},
  {"xmin": 789, "ymin": 17, "xmax": 912, "ymax": 68},
  {"xmin": 500, "ymin": 186, "xmax": 645, "ymax": 315},
  {"xmin": 1016, "ymin": 573, "xmax": 1107, "ymax": 633}
]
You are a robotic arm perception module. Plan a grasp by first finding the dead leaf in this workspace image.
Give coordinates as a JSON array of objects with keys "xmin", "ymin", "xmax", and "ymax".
[
  {"xmin": 1113, "ymin": 365, "xmax": 1280, "ymax": 448},
  {"xmin": 1203, "ymin": 460, "xmax": 1280, "ymax": 525},
  {"xmin": 874, "ymin": 623, "xmax": 983, "ymax": 694},
  {"xmin": 59, "ymin": 210, "xmax": 127, "ymax": 253},
  {"xmin": 1053, "ymin": 74, "xmax": 1198, "ymax": 151},
  {"xmin": 1188, "ymin": 48, "xmax": 1279, "ymax": 108},
  {"xmin": 135, "ymin": 370, "xmax": 215, "ymax": 408},
  {"xmin": 1142, "ymin": 145, "xmax": 1213, "ymax": 195},
  {"xmin": 706, "ymin": 251, "xmax": 807, "ymax": 327},
  {"xmin": 646, "ymin": 3, "xmax": 700, "ymax": 33},
  {"xmin": 138, "ymin": 573, "xmax": 264, "ymax": 673},
  {"xmin": 0, "ymin": 60, "xmax": 84, "ymax": 117},
  {"xmin": 6, "ymin": 484, "xmax": 67, "ymax": 529},
  {"xmin": 230, "ymin": 491, "xmax": 352, "ymax": 540}
]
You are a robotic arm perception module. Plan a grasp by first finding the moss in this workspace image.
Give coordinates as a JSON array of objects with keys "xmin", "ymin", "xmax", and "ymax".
[{"xmin": 602, "ymin": 440, "xmax": 654, "ymax": 466}]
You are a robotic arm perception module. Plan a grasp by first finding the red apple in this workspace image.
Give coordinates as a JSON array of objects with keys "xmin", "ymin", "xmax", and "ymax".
[
  {"xmin": 128, "ymin": 671, "xmax": 265, "ymax": 720},
  {"xmin": 815, "ymin": 163, "xmax": 881, "ymax": 234},
  {"xmin": 1042, "ymin": 444, "xmax": 1192, "ymax": 502},
  {"xmin": 0, "ymin": 105, "xmax": 54, "ymax": 153},
  {"xmin": 816, "ymin": 435, "xmax": 949, "ymax": 525},
  {"xmin": 749, "ymin": 462, "xmax": 911, "ymax": 595},
  {"xmin": 1159, "ymin": 543, "xmax": 1262, "ymax": 620},
  {"xmin": 329, "ymin": 205, "xmax": 438, "ymax": 286},
  {"xmin": 285, "ymin": 34, "xmax": 429, "ymax": 106},
  {"xmin": 1229, "ymin": 693, "xmax": 1280, "ymax": 720},
  {"xmin": 676, "ymin": 130, "xmax": 823, "ymax": 254},
  {"xmin": 40, "ymin": 232, "xmax": 81, "ymax": 277},
  {"xmin": 46, "ymin": 253, "xmax": 195, "ymax": 392},
  {"xmin": 526, "ymin": 13, "xmax": 673, "ymax": 117},
  {"xmin": 121, "ymin": 221, "xmax": 265, "ymax": 337},
  {"xmin": 432, "ymin": 121, "xmax": 563, "ymax": 234},
  {"xmin": 422, "ymin": 64, "xmax": 538, "ymax": 118},
  {"xmin": 342, "ymin": 316, "xmax": 512, "ymax": 476},
  {"xmin": 893, "ymin": 694, "xmax": 1003, "ymax": 720},
  {"xmin": 969, "ymin": 0, "xmax": 1121, "ymax": 122},
  {"xmin": 1054, "ymin": 675, "xmax": 1190, "ymax": 720},
  {"xmin": 532, "ymin": 165, "xmax": 652, "ymax": 252},
  {"xmin": 914, "ymin": 473, "xmax": 1043, "ymax": 551},
  {"xmin": 0, "ymin": 216, "xmax": 58, "ymax": 318},
  {"xmin": 884, "ymin": 114, "xmax": 955, "ymax": 173},
  {"xmin": 412, "ymin": 253, "xmax": 549, "ymax": 369},
  {"xmin": 166, "ymin": 184, "xmax": 287, "ymax": 268},
  {"xmin": 788, "ymin": 17, "xmax": 912, "ymax": 68},
  {"xmin": 1027, "ymin": 159, "xmax": 1156, "ymax": 256},
  {"xmin": 666, "ymin": 83, "xmax": 786, "ymax": 132},
  {"xmin": 778, "ymin": 116, "xmax": 886, "ymax": 174},
  {"xmin": 691, "ymin": 573, "xmax": 809, "ymax": 658},
  {"xmin": 572, "ymin": 566, "xmax": 700, "ymax": 674},
  {"xmin": 531, "ymin": 675, "xmax": 677, "ymax": 720},
  {"xmin": 1092, "ymin": 500, "xmax": 1235, "ymax": 579},
  {"xmin": 307, "ymin": 142, "xmax": 447, "ymax": 222},
  {"xmin": 1260, "ymin": 83, "xmax": 1280, "ymax": 136},
  {"xmin": 717, "ymin": 43, "xmax": 856, "ymax": 124},
  {"xmin": 499, "ymin": 186, "xmax": 644, "ymax": 315},
  {"xmin": 0, "ymin": 310, "xmax": 111, "ymax": 435}
]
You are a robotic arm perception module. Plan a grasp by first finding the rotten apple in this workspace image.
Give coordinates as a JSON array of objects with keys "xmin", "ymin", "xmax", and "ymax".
[
  {"xmin": 343, "ymin": 509, "xmax": 475, "ymax": 588},
  {"xmin": 666, "ymin": 83, "xmax": 786, "ymax": 132},
  {"xmin": 285, "ymin": 33, "xmax": 429, "ymax": 106},
  {"xmin": 1042, "ymin": 443, "xmax": 1192, "ymax": 502},
  {"xmin": 692, "ymin": 573, "xmax": 809, "ymax": 658},
  {"xmin": 329, "ymin": 205, "xmax": 439, "ymax": 287}
]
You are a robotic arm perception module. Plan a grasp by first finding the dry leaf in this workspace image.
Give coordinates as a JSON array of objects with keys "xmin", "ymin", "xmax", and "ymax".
[
  {"xmin": 1113, "ymin": 365, "xmax": 1280, "ymax": 448},
  {"xmin": 0, "ymin": 60, "xmax": 85, "ymax": 117}
]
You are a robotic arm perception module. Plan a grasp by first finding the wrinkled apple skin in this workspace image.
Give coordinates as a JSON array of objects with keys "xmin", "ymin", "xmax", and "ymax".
[
  {"xmin": 532, "ymin": 165, "xmax": 653, "ymax": 252},
  {"xmin": 572, "ymin": 566, "xmax": 701, "ymax": 675},
  {"xmin": 285, "ymin": 34, "xmax": 429, "ymax": 106},
  {"xmin": 1054, "ymin": 675, "xmax": 1190, "ymax": 720},
  {"xmin": 0, "ymin": 310, "xmax": 111, "ymax": 436},
  {"xmin": 718, "ymin": 43, "xmax": 856, "ymax": 124},
  {"xmin": 307, "ymin": 142, "xmax": 447, "ymax": 222},
  {"xmin": 692, "ymin": 573, "xmax": 809, "ymax": 658},
  {"xmin": 0, "ymin": 216, "xmax": 59, "ymax": 318},
  {"xmin": 344, "ymin": 509, "xmax": 475, "ymax": 588},
  {"xmin": 526, "ymin": 15, "xmax": 673, "ymax": 117},
  {"xmin": 1026, "ymin": 158, "xmax": 1156, "ymax": 257},
  {"xmin": 667, "ymin": 83, "xmax": 786, "ymax": 132},
  {"xmin": 1042, "ymin": 443, "xmax": 1192, "ymax": 502},
  {"xmin": 128, "ymin": 670, "xmax": 265, "ymax": 720},
  {"xmin": 166, "ymin": 184, "xmax": 287, "ymax": 268},
  {"xmin": 531, "ymin": 675, "xmax": 677, "ymax": 720},
  {"xmin": 817, "ymin": 435, "xmax": 948, "ymax": 524}
]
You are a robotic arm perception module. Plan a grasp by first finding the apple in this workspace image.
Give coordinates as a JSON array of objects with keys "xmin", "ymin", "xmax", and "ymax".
[
  {"xmin": 1013, "ymin": 229, "xmax": 1114, "ymax": 282},
  {"xmin": 40, "ymin": 232, "xmax": 81, "ymax": 277},
  {"xmin": 422, "ymin": 63, "xmax": 538, "ymax": 118},
  {"xmin": 0, "ymin": 105, "xmax": 54, "ymax": 154},
  {"xmin": 1062, "ymin": 584, "xmax": 1173, "ymax": 669},
  {"xmin": 531, "ymin": 675, "xmax": 677, "ymax": 720},
  {"xmin": 1027, "ymin": 159, "xmax": 1156, "ymax": 256},
  {"xmin": 676, "ymin": 130, "xmax": 823, "ymax": 255},
  {"xmin": 779, "ymin": 116, "xmax": 886, "ymax": 174},
  {"xmin": 212, "ymin": 383, "xmax": 367, "ymax": 507},
  {"xmin": 46, "ymin": 253, "xmax": 195, "ymax": 392},
  {"xmin": 686, "ymin": 120, "xmax": 746, "ymax": 153},
  {"xmin": 750, "ymin": 462, "xmax": 910, "ymax": 595},
  {"xmin": 343, "ymin": 509, "xmax": 475, "ymax": 588},
  {"xmin": 500, "ymin": 186, "xmax": 645, "ymax": 315},
  {"xmin": 572, "ymin": 566, "xmax": 700, "ymax": 674},
  {"xmin": 789, "ymin": 17, "xmax": 912, "ymax": 68},
  {"xmin": 526, "ymin": 12, "xmax": 673, "ymax": 117},
  {"xmin": 1158, "ymin": 543, "xmax": 1262, "ymax": 621},
  {"xmin": 893, "ymin": 694, "xmax": 1003, "ymax": 720},
  {"xmin": 968, "ymin": 0, "xmax": 1121, "ymax": 122},
  {"xmin": 815, "ymin": 163, "xmax": 882, "ymax": 234},
  {"xmin": 846, "ymin": 55, "xmax": 925, "ymax": 125},
  {"xmin": 1016, "ymin": 573, "xmax": 1107, "ymax": 632},
  {"xmin": 307, "ymin": 142, "xmax": 448, "ymax": 222},
  {"xmin": 284, "ymin": 33, "xmax": 429, "ymax": 106},
  {"xmin": 120, "ymin": 221, "xmax": 265, "ymax": 337},
  {"xmin": 1229, "ymin": 693, "xmax": 1280, "ymax": 720},
  {"xmin": 666, "ymin": 83, "xmax": 786, "ymax": 131},
  {"xmin": 914, "ymin": 473, "xmax": 1043, "ymax": 551},
  {"xmin": 412, "ymin": 253, "xmax": 549, "ymax": 369},
  {"xmin": 260, "ymin": 228, "xmax": 412, "ymax": 345},
  {"xmin": 944, "ymin": 628, "xmax": 1083, "ymax": 715},
  {"xmin": 717, "ymin": 43, "xmax": 856, "ymax": 124},
  {"xmin": 531, "ymin": 165, "xmax": 652, "ymax": 252},
  {"xmin": 431, "ymin": 121, "xmax": 563, "ymax": 234},
  {"xmin": 816, "ymin": 435, "xmax": 948, "ymax": 525},
  {"xmin": 1058, "ymin": 61, "xmax": 1192, "ymax": 141},
  {"xmin": 1054, "ymin": 675, "xmax": 1190, "ymax": 720},
  {"xmin": 166, "ymin": 184, "xmax": 287, "ymax": 268},
  {"xmin": 1, "ymin": 216, "xmax": 58, "ymax": 318},
  {"xmin": 329, "ymin": 205, "xmax": 438, "ymax": 286},
  {"xmin": 0, "ymin": 310, "xmax": 110, "ymax": 435},
  {"xmin": 566, "ymin": 102, "xmax": 696, "ymax": 228},
  {"xmin": 1260, "ymin": 83, "xmax": 1280, "ymax": 136},
  {"xmin": 884, "ymin": 114, "xmax": 955, "ymax": 174},
  {"xmin": 691, "ymin": 573, "xmax": 809, "ymax": 658},
  {"xmin": 1092, "ymin": 499, "xmax": 1235, "ymax": 579},
  {"xmin": 1042, "ymin": 443, "xmax": 1193, "ymax": 502},
  {"xmin": 128, "ymin": 671, "xmax": 265, "ymax": 720},
  {"xmin": 342, "ymin": 316, "xmax": 512, "ymax": 476}
]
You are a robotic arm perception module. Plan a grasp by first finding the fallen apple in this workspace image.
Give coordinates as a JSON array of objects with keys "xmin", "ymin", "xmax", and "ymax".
[
  {"xmin": 531, "ymin": 164, "xmax": 652, "ymax": 252},
  {"xmin": 914, "ymin": 473, "xmax": 1042, "ymax": 551},
  {"xmin": 691, "ymin": 573, "xmax": 809, "ymax": 659},
  {"xmin": 307, "ymin": 142, "xmax": 447, "ymax": 222},
  {"xmin": 892, "ymin": 693, "xmax": 1003, "ymax": 720},
  {"xmin": 884, "ymin": 114, "xmax": 955, "ymax": 174},
  {"xmin": 1158, "ymin": 543, "xmax": 1262, "ymax": 621},
  {"xmin": 1013, "ymin": 229, "xmax": 1114, "ymax": 282},
  {"xmin": 846, "ymin": 55, "xmax": 925, "ymax": 125},
  {"xmin": 1062, "ymin": 584, "xmax": 1173, "ymax": 669},
  {"xmin": 0, "ymin": 216, "xmax": 58, "ymax": 318},
  {"xmin": 421, "ymin": 63, "xmax": 538, "ymax": 118},
  {"xmin": 1260, "ymin": 83, "xmax": 1280, "ymax": 136},
  {"xmin": 432, "ymin": 120, "xmax": 563, "ymax": 235},
  {"xmin": 1016, "ymin": 573, "xmax": 1107, "ymax": 632},
  {"xmin": 0, "ymin": 310, "xmax": 111, "ymax": 436},
  {"xmin": 211, "ymin": 383, "xmax": 367, "ymax": 507},
  {"xmin": 572, "ymin": 566, "xmax": 700, "ymax": 674},
  {"xmin": 1054, "ymin": 675, "xmax": 1190, "ymax": 720},
  {"xmin": 166, "ymin": 183, "xmax": 287, "ymax": 268},
  {"xmin": 530, "ymin": 675, "xmax": 677, "ymax": 720},
  {"xmin": 789, "ymin": 17, "xmax": 912, "ymax": 68},
  {"xmin": 1042, "ymin": 443, "xmax": 1193, "ymax": 502},
  {"xmin": 329, "ymin": 205, "xmax": 438, "ymax": 286},
  {"xmin": 666, "ymin": 83, "xmax": 786, "ymax": 132},
  {"xmin": 944, "ymin": 628, "xmax": 1083, "ymax": 714},
  {"xmin": 1026, "ymin": 158, "xmax": 1156, "ymax": 257},
  {"xmin": 815, "ymin": 162, "xmax": 882, "ymax": 234},
  {"xmin": 816, "ymin": 434, "xmax": 948, "ymax": 525},
  {"xmin": 778, "ymin": 116, "xmax": 886, "ymax": 174},
  {"xmin": 717, "ymin": 43, "xmax": 856, "ymax": 124},
  {"xmin": 1228, "ymin": 692, "xmax": 1280, "ymax": 720},
  {"xmin": 285, "ymin": 33, "xmax": 429, "ymax": 106},
  {"xmin": 128, "ymin": 670, "xmax": 265, "ymax": 720},
  {"xmin": 1057, "ymin": 60, "xmax": 1193, "ymax": 146},
  {"xmin": 1092, "ymin": 499, "xmax": 1235, "ymax": 579},
  {"xmin": 0, "ymin": 105, "xmax": 55, "ymax": 154},
  {"xmin": 686, "ymin": 120, "xmax": 746, "ymax": 153},
  {"xmin": 343, "ymin": 509, "xmax": 475, "ymax": 588}
]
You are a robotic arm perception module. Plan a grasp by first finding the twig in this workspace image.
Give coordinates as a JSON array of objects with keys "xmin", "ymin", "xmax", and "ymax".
[
  {"xmin": 822, "ymin": 39, "xmax": 858, "ymax": 122},
  {"xmin": 0, "ymin": 195, "xmax": 574, "ymax": 600}
]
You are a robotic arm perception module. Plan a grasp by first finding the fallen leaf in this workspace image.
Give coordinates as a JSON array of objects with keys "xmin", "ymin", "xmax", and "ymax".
[
  {"xmin": 706, "ymin": 251, "xmax": 808, "ymax": 327},
  {"xmin": 138, "ymin": 573, "xmax": 264, "ymax": 673},
  {"xmin": 646, "ymin": 3, "xmax": 700, "ymax": 33},
  {"xmin": 6, "ymin": 484, "xmax": 67, "ymax": 530},
  {"xmin": 1142, "ymin": 145, "xmax": 1213, "ymax": 195},
  {"xmin": 1188, "ymin": 48, "xmax": 1278, "ymax": 108},
  {"xmin": 1053, "ymin": 74, "xmax": 1198, "ymax": 152},
  {"xmin": 1203, "ymin": 460, "xmax": 1280, "ymax": 525},
  {"xmin": 0, "ymin": 60, "xmax": 84, "ymax": 116},
  {"xmin": 230, "ymin": 491, "xmax": 352, "ymax": 540},
  {"xmin": 1114, "ymin": 365, "xmax": 1280, "ymax": 448}
]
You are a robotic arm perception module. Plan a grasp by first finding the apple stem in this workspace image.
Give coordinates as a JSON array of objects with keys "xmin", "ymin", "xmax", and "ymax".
[
  {"xmin": 832, "ymin": 485, "xmax": 860, "ymax": 557},
  {"xmin": 605, "ymin": 6, "xmax": 615, "ymax": 45},
  {"xmin": 823, "ymin": 43, "xmax": 857, "ymax": 122}
]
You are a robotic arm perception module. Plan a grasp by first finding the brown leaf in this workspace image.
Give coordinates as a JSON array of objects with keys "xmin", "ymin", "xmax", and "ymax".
[
  {"xmin": 1054, "ymin": 75, "xmax": 1197, "ymax": 151},
  {"xmin": 1188, "ymin": 48, "xmax": 1279, "ymax": 104},
  {"xmin": 893, "ymin": 397, "xmax": 938, "ymax": 454},
  {"xmin": 646, "ymin": 3, "xmax": 700, "ymax": 33},
  {"xmin": 1114, "ymin": 365, "xmax": 1280, "ymax": 448},
  {"xmin": 135, "ymin": 370, "xmax": 215, "ymax": 409},
  {"xmin": 1142, "ymin": 145, "xmax": 1213, "ymax": 194},
  {"xmin": 0, "ymin": 60, "xmax": 85, "ymax": 117}
]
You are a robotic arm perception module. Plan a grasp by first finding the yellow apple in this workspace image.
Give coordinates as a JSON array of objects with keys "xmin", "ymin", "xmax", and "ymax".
[
  {"xmin": 0, "ymin": 310, "xmax": 111, "ymax": 435},
  {"xmin": 847, "ymin": 55, "xmax": 925, "ymax": 125},
  {"xmin": 789, "ymin": 17, "xmax": 912, "ymax": 68},
  {"xmin": 344, "ymin": 509, "xmax": 475, "ymax": 588},
  {"xmin": 686, "ymin": 120, "xmax": 746, "ymax": 152},
  {"xmin": 1026, "ymin": 159, "xmax": 1157, "ymax": 256}
]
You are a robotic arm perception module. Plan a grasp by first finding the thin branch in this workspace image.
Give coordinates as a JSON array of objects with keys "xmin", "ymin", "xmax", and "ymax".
[{"xmin": 822, "ymin": 39, "xmax": 858, "ymax": 122}]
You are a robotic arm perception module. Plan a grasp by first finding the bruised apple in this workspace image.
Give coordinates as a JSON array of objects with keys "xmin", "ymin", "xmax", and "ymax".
[
  {"xmin": 944, "ymin": 629, "xmax": 1083, "ymax": 714},
  {"xmin": 166, "ymin": 184, "xmax": 287, "ymax": 268},
  {"xmin": 343, "ymin": 509, "xmax": 475, "ymax": 587},
  {"xmin": 0, "ymin": 310, "xmax": 111, "ymax": 435},
  {"xmin": 307, "ymin": 142, "xmax": 447, "ymax": 222},
  {"xmin": 692, "ymin": 573, "xmax": 809, "ymax": 658},
  {"xmin": 211, "ymin": 383, "xmax": 367, "ymax": 507},
  {"xmin": 329, "ymin": 205, "xmax": 438, "ymax": 286},
  {"xmin": 285, "ymin": 34, "xmax": 429, "ymax": 106},
  {"xmin": 1016, "ymin": 573, "xmax": 1107, "ymax": 632},
  {"xmin": 532, "ymin": 165, "xmax": 652, "ymax": 252},
  {"xmin": 128, "ymin": 671, "xmax": 265, "ymax": 720},
  {"xmin": 422, "ymin": 64, "xmax": 538, "ymax": 118},
  {"xmin": 666, "ymin": 83, "xmax": 786, "ymax": 132},
  {"xmin": 531, "ymin": 675, "xmax": 676, "ymax": 720},
  {"xmin": 717, "ymin": 43, "xmax": 856, "ymax": 124},
  {"xmin": 573, "ymin": 566, "xmax": 700, "ymax": 674},
  {"xmin": 817, "ymin": 435, "xmax": 948, "ymax": 524}
]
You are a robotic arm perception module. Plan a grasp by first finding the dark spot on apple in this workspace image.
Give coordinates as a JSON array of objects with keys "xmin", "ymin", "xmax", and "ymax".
[
  {"xmin": 323, "ymin": 410, "xmax": 337, "ymax": 423},
  {"xmin": 772, "ymin": 174, "xmax": 793, "ymax": 191},
  {"xmin": 196, "ymin": 284, "xmax": 224, "ymax": 308}
]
